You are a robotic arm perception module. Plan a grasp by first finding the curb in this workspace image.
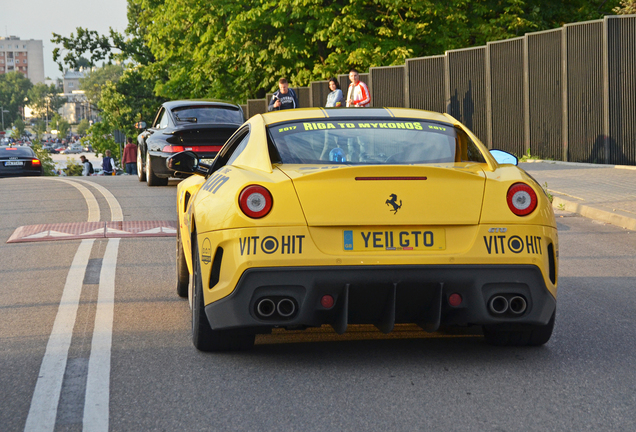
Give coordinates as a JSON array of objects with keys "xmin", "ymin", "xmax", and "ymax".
[
  {"xmin": 551, "ymin": 195, "xmax": 636, "ymax": 231},
  {"xmin": 522, "ymin": 159, "xmax": 636, "ymax": 170}
]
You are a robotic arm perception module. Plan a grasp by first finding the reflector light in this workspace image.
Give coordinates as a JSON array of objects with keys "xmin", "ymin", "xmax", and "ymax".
[
  {"xmin": 320, "ymin": 295, "xmax": 335, "ymax": 309},
  {"xmin": 506, "ymin": 183, "xmax": 538, "ymax": 216},
  {"xmin": 239, "ymin": 185, "xmax": 273, "ymax": 218},
  {"xmin": 448, "ymin": 293, "xmax": 462, "ymax": 307}
]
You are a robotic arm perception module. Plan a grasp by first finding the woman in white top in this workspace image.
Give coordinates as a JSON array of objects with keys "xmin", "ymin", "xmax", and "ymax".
[{"xmin": 325, "ymin": 78, "xmax": 344, "ymax": 107}]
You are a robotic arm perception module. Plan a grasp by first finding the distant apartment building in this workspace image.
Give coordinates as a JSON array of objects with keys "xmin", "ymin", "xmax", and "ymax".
[{"xmin": 0, "ymin": 36, "xmax": 45, "ymax": 84}]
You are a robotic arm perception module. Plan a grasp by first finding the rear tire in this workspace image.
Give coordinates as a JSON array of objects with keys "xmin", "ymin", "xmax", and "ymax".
[
  {"xmin": 191, "ymin": 234, "xmax": 255, "ymax": 352},
  {"xmin": 146, "ymin": 152, "xmax": 168, "ymax": 186},
  {"xmin": 137, "ymin": 146, "xmax": 146, "ymax": 182},
  {"xmin": 176, "ymin": 228, "xmax": 189, "ymax": 298},
  {"xmin": 483, "ymin": 311, "xmax": 555, "ymax": 347}
]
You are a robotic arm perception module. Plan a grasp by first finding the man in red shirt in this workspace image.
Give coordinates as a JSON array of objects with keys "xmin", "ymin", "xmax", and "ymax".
[
  {"xmin": 122, "ymin": 137, "xmax": 138, "ymax": 175},
  {"xmin": 346, "ymin": 69, "xmax": 371, "ymax": 107}
]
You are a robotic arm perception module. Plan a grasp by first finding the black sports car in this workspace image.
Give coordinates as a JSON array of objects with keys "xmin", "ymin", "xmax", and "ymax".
[
  {"xmin": 0, "ymin": 146, "xmax": 43, "ymax": 177},
  {"xmin": 136, "ymin": 100, "xmax": 244, "ymax": 186}
]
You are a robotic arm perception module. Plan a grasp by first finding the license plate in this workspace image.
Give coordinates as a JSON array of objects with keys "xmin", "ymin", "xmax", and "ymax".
[
  {"xmin": 344, "ymin": 228, "xmax": 446, "ymax": 251},
  {"xmin": 200, "ymin": 158, "xmax": 215, "ymax": 164},
  {"xmin": 5, "ymin": 161, "xmax": 23, "ymax": 166}
]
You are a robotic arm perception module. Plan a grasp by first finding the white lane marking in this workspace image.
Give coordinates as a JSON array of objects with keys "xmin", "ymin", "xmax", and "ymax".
[
  {"xmin": 83, "ymin": 238, "xmax": 120, "ymax": 432},
  {"xmin": 23, "ymin": 239, "xmax": 95, "ymax": 432},
  {"xmin": 49, "ymin": 178, "xmax": 101, "ymax": 222},
  {"xmin": 72, "ymin": 179, "xmax": 124, "ymax": 222}
]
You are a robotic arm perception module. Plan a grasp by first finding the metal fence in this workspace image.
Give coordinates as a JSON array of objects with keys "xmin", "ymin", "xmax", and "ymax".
[{"xmin": 245, "ymin": 15, "xmax": 636, "ymax": 165}]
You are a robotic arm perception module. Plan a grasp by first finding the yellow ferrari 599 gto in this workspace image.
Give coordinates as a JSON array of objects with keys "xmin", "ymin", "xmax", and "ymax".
[{"xmin": 169, "ymin": 107, "xmax": 558, "ymax": 351}]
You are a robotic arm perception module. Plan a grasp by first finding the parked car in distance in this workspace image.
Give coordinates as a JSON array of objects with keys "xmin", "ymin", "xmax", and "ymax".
[
  {"xmin": 61, "ymin": 143, "xmax": 83, "ymax": 154},
  {"xmin": 42, "ymin": 144, "xmax": 58, "ymax": 154},
  {"xmin": 136, "ymin": 100, "xmax": 244, "ymax": 186}
]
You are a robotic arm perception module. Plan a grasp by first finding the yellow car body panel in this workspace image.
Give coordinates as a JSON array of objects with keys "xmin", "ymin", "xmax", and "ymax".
[{"xmin": 196, "ymin": 224, "xmax": 557, "ymax": 306}]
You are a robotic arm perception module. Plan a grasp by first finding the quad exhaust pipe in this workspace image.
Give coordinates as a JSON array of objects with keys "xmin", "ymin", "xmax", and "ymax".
[
  {"xmin": 255, "ymin": 297, "xmax": 297, "ymax": 319},
  {"xmin": 488, "ymin": 295, "xmax": 527, "ymax": 315},
  {"xmin": 509, "ymin": 296, "xmax": 527, "ymax": 314},
  {"xmin": 256, "ymin": 298, "xmax": 276, "ymax": 317}
]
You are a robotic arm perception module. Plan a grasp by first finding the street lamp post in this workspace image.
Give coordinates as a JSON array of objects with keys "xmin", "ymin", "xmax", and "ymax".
[{"xmin": 1, "ymin": 106, "xmax": 9, "ymax": 132}]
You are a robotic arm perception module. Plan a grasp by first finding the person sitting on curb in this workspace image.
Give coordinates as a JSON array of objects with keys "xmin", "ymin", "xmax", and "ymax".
[
  {"xmin": 79, "ymin": 155, "xmax": 93, "ymax": 176},
  {"xmin": 102, "ymin": 150, "xmax": 116, "ymax": 176}
]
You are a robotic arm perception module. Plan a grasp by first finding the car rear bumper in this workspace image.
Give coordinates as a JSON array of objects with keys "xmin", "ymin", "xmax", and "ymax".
[{"xmin": 204, "ymin": 264, "xmax": 556, "ymax": 333}]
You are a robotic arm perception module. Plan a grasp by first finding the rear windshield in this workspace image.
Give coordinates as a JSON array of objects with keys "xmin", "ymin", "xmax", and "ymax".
[
  {"xmin": 172, "ymin": 105, "xmax": 243, "ymax": 125},
  {"xmin": 0, "ymin": 146, "xmax": 35, "ymax": 157},
  {"xmin": 267, "ymin": 119, "xmax": 484, "ymax": 165}
]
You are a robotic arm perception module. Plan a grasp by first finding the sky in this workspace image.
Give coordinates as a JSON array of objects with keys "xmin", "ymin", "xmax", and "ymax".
[{"xmin": 1, "ymin": 0, "xmax": 129, "ymax": 81}]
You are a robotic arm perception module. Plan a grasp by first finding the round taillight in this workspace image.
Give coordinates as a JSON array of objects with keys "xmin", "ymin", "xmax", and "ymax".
[
  {"xmin": 507, "ymin": 183, "xmax": 538, "ymax": 216},
  {"xmin": 239, "ymin": 185, "xmax": 273, "ymax": 218}
]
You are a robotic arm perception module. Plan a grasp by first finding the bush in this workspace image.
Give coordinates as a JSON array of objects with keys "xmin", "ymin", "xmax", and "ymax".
[
  {"xmin": 31, "ymin": 143, "xmax": 57, "ymax": 176},
  {"xmin": 64, "ymin": 158, "xmax": 84, "ymax": 176}
]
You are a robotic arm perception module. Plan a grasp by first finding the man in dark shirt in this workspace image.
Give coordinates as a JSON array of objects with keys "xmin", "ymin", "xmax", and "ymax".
[{"xmin": 268, "ymin": 78, "xmax": 299, "ymax": 111}]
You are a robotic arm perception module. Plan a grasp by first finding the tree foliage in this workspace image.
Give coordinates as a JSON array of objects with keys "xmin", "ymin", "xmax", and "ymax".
[
  {"xmin": 77, "ymin": 118, "xmax": 90, "ymax": 135},
  {"xmin": 32, "ymin": 143, "xmax": 57, "ymax": 176},
  {"xmin": 0, "ymin": 72, "xmax": 32, "ymax": 126},
  {"xmin": 11, "ymin": 117, "xmax": 25, "ymax": 138},
  {"xmin": 614, "ymin": 0, "xmax": 636, "ymax": 14},
  {"xmin": 80, "ymin": 64, "xmax": 124, "ymax": 107},
  {"xmin": 27, "ymin": 83, "xmax": 66, "ymax": 120},
  {"xmin": 51, "ymin": 0, "xmax": 620, "ymax": 132}
]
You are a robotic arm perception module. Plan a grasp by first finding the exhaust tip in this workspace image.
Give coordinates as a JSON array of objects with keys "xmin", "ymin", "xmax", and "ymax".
[
  {"xmin": 489, "ymin": 296, "xmax": 509, "ymax": 314},
  {"xmin": 277, "ymin": 298, "xmax": 296, "ymax": 317},
  {"xmin": 509, "ymin": 296, "xmax": 527, "ymax": 314},
  {"xmin": 256, "ymin": 298, "xmax": 276, "ymax": 318}
]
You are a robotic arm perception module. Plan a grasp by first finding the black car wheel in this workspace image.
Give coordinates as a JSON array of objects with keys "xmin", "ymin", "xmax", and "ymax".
[
  {"xmin": 137, "ymin": 146, "xmax": 146, "ymax": 182},
  {"xmin": 146, "ymin": 152, "xmax": 168, "ymax": 186},
  {"xmin": 191, "ymin": 232, "xmax": 255, "ymax": 352},
  {"xmin": 176, "ymin": 228, "xmax": 189, "ymax": 298},
  {"xmin": 483, "ymin": 311, "xmax": 555, "ymax": 347}
]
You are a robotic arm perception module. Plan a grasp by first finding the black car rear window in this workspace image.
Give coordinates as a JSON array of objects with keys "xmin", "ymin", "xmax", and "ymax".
[
  {"xmin": 172, "ymin": 106, "xmax": 243, "ymax": 125},
  {"xmin": 0, "ymin": 146, "xmax": 35, "ymax": 157}
]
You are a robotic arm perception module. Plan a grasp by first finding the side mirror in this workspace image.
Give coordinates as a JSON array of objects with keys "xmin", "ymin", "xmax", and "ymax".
[
  {"xmin": 167, "ymin": 151, "xmax": 199, "ymax": 173},
  {"xmin": 490, "ymin": 149, "xmax": 518, "ymax": 166},
  {"xmin": 135, "ymin": 121, "xmax": 147, "ymax": 130}
]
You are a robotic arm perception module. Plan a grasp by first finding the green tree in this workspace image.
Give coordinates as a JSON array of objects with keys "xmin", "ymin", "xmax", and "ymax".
[
  {"xmin": 614, "ymin": 0, "xmax": 636, "ymax": 13},
  {"xmin": 27, "ymin": 83, "xmax": 65, "ymax": 119},
  {"xmin": 51, "ymin": 0, "xmax": 621, "ymax": 119},
  {"xmin": 12, "ymin": 117, "xmax": 25, "ymax": 138},
  {"xmin": 80, "ymin": 64, "xmax": 124, "ymax": 107},
  {"xmin": 84, "ymin": 124, "xmax": 119, "ymax": 159},
  {"xmin": 0, "ymin": 72, "xmax": 32, "ymax": 126},
  {"xmin": 33, "ymin": 120, "xmax": 47, "ymax": 141},
  {"xmin": 57, "ymin": 118, "xmax": 71, "ymax": 139},
  {"xmin": 77, "ymin": 118, "xmax": 90, "ymax": 135}
]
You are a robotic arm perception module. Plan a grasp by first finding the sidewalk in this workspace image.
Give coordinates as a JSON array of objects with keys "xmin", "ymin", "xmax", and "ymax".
[{"xmin": 520, "ymin": 160, "xmax": 636, "ymax": 231}]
